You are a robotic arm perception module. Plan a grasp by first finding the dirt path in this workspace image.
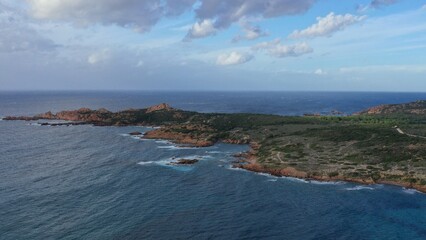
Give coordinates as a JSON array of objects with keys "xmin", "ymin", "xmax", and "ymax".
[
  {"xmin": 276, "ymin": 152, "xmax": 284, "ymax": 163},
  {"xmin": 396, "ymin": 127, "xmax": 426, "ymax": 139}
]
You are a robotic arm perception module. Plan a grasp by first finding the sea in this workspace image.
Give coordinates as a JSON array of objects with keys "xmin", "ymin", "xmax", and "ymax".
[{"xmin": 0, "ymin": 91, "xmax": 426, "ymax": 240}]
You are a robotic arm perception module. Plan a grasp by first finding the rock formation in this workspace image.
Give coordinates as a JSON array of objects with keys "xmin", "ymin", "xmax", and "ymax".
[{"xmin": 146, "ymin": 103, "xmax": 173, "ymax": 113}]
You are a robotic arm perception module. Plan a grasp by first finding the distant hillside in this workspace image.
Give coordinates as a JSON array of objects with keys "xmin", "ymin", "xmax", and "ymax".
[{"xmin": 356, "ymin": 100, "xmax": 426, "ymax": 115}]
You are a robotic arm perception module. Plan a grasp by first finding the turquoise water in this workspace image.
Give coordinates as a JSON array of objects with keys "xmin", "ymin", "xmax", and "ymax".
[{"xmin": 1, "ymin": 91, "xmax": 425, "ymax": 239}]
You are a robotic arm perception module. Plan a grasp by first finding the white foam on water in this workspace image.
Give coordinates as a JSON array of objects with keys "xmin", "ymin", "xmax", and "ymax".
[
  {"xmin": 155, "ymin": 140, "xmax": 172, "ymax": 144},
  {"xmin": 256, "ymin": 172, "xmax": 279, "ymax": 179},
  {"xmin": 207, "ymin": 151, "xmax": 224, "ymax": 154},
  {"xmin": 184, "ymin": 155, "xmax": 213, "ymax": 160},
  {"xmin": 402, "ymin": 188, "xmax": 422, "ymax": 195},
  {"xmin": 139, "ymin": 138, "xmax": 154, "ymax": 141},
  {"xmin": 309, "ymin": 180, "xmax": 344, "ymax": 185},
  {"xmin": 138, "ymin": 155, "xmax": 214, "ymax": 169},
  {"xmin": 153, "ymin": 158, "xmax": 196, "ymax": 172},
  {"xmin": 226, "ymin": 165, "xmax": 247, "ymax": 172},
  {"xmin": 131, "ymin": 136, "xmax": 143, "ymax": 140},
  {"xmin": 284, "ymin": 177, "xmax": 310, "ymax": 184},
  {"xmin": 28, "ymin": 123, "xmax": 42, "ymax": 126},
  {"xmin": 344, "ymin": 186, "xmax": 375, "ymax": 191},
  {"xmin": 137, "ymin": 161, "xmax": 155, "ymax": 165},
  {"xmin": 267, "ymin": 179, "xmax": 278, "ymax": 182},
  {"xmin": 157, "ymin": 145, "xmax": 200, "ymax": 150},
  {"xmin": 157, "ymin": 145, "xmax": 181, "ymax": 149}
]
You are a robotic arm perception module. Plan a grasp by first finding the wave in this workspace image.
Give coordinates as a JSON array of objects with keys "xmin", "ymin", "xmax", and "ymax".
[
  {"xmin": 138, "ymin": 155, "xmax": 213, "ymax": 169},
  {"xmin": 309, "ymin": 180, "xmax": 344, "ymax": 185},
  {"xmin": 226, "ymin": 165, "xmax": 248, "ymax": 172},
  {"xmin": 344, "ymin": 186, "xmax": 375, "ymax": 191},
  {"xmin": 157, "ymin": 145, "xmax": 199, "ymax": 150},
  {"xmin": 206, "ymin": 151, "xmax": 225, "ymax": 154},
  {"xmin": 119, "ymin": 133, "xmax": 147, "ymax": 141},
  {"xmin": 402, "ymin": 188, "xmax": 423, "ymax": 195},
  {"xmin": 255, "ymin": 172, "xmax": 279, "ymax": 179},
  {"xmin": 122, "ymin": 132, "xmax": 145, "ymax": 136},
  {"xmin": 137, "ymin": 161, "xmax": 155, "ymax": 165},
  {"xmin": 284, "ymin": 177, "xmax": 310, "ymax": 184},
  {"xmin": 155, "ymin": 140, "xmax": 172, "ymax": 144}
]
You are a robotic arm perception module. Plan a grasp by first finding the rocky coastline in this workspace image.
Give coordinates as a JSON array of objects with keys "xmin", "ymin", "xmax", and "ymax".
[
  {"xmin": 232, "ymin": 144, "xmax": 426, "ymax": 193},
  {"xmin": 4, "ymin": 102, "xmax": 426, "ymax": 194}
]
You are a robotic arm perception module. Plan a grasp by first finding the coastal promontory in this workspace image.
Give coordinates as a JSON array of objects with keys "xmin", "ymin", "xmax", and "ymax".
[{"xmin": 4, "ymin": 102, "xmax": 426, "ymax": 193}]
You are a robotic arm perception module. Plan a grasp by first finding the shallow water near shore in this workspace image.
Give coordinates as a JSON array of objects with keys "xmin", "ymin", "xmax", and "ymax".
[{"xmin": 1, "ymin": 91, "xmax": 426, "ymax": 240}]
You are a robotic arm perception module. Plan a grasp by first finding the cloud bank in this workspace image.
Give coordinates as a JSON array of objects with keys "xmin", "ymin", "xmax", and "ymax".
[
  {"xmin": 0, "ymin": 2, "xmax": 57, "ymax": 52},
  {"xmin": 28, "ymin": 0, "xmax": 316, "ymax": 38},
  {"xmin": 29, "ymin": 0, "xmax": 197, "ymax": 32}
]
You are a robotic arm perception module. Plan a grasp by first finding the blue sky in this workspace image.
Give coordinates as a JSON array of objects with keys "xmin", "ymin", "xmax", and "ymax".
[{"xmin": 1, "ymin": 0, "xmax": 426, "ymax": 91}]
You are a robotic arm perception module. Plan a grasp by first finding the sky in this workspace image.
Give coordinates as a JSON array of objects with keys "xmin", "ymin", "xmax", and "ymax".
[{"xmin": 0, "ymin": 0, "xmax": 426, "ymax": 91}]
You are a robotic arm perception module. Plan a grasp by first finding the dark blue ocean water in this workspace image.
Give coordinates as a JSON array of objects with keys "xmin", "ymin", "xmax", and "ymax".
[{"xmin": 1, "ymin": 91, "xmax": 426, "ymax": 240}]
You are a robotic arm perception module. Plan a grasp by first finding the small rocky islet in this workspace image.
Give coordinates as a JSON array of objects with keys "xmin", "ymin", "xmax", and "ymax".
[
  {"xmin": 5, "ymin": 101, "xmax": 426, "ymax": 193},
  {"xmin": 167, "ymin": 159, "xmax": 199, "ymax": 165}
]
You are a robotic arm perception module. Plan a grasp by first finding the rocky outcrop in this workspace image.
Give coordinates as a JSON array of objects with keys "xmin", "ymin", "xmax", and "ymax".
[
  {"xmin": 146, "ymin": 103, "xmax": 173, "ymax": 113},
  {"xmin": 168, "ymin": 159, "xmax": 199, "ymax": 165},
  {"xmin": 143, "ymin": 128, "xmax": 214, "ymax": 147},
  {"xmin": 129, "ymin": 132, "xmax": 143, "ymax": 136},
  {"xmin": 238, "ymin": 163, "xmax": 308, "ymax": 178}
]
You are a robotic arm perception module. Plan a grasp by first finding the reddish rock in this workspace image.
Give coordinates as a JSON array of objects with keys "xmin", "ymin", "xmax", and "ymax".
[{"xmin": 146, "ymin": 103, "xmax": 173, "ymax": 113}]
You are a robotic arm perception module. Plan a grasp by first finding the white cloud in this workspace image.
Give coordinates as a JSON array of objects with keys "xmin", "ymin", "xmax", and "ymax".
[
  {"xmin": 232, "ymin": 20, "xmax": 268, "ymax": 42},
  {"xmin": 187, "ymin": 0, "xmax": 315, "ymax": 39},
  {"xmin": 88, "ymin": 49, "xmax": 111, "ymax": 65},
  {"xmin": 289, "ymin": 12, "xmax": 366, "ymax": 39},
  {"xmin": 216, "ymin": 51, "xmax": 253, "ymax": 66},
  {"xmin": 253, "ymin": 39, "xmax": 313, "ymax": 58},
  {"xmin": 422, "ymin": 4, "xmax": 426, "ymax": 11},
  {"xmin": 186, "ymin": 19, "xmax": 217, "ymax": 39},
  {"xmin": 195, "ymin": 0, "xmax": 314, "ymax": 28},
  {"xmin": 314, "ymin": 68, "xmax": 327, "ymax": 75}
]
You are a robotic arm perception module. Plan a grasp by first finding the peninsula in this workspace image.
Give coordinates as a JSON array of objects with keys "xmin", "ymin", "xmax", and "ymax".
[{"xmin": 4, "ymin": 101, "xmax": 426, "ymax": 193}]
